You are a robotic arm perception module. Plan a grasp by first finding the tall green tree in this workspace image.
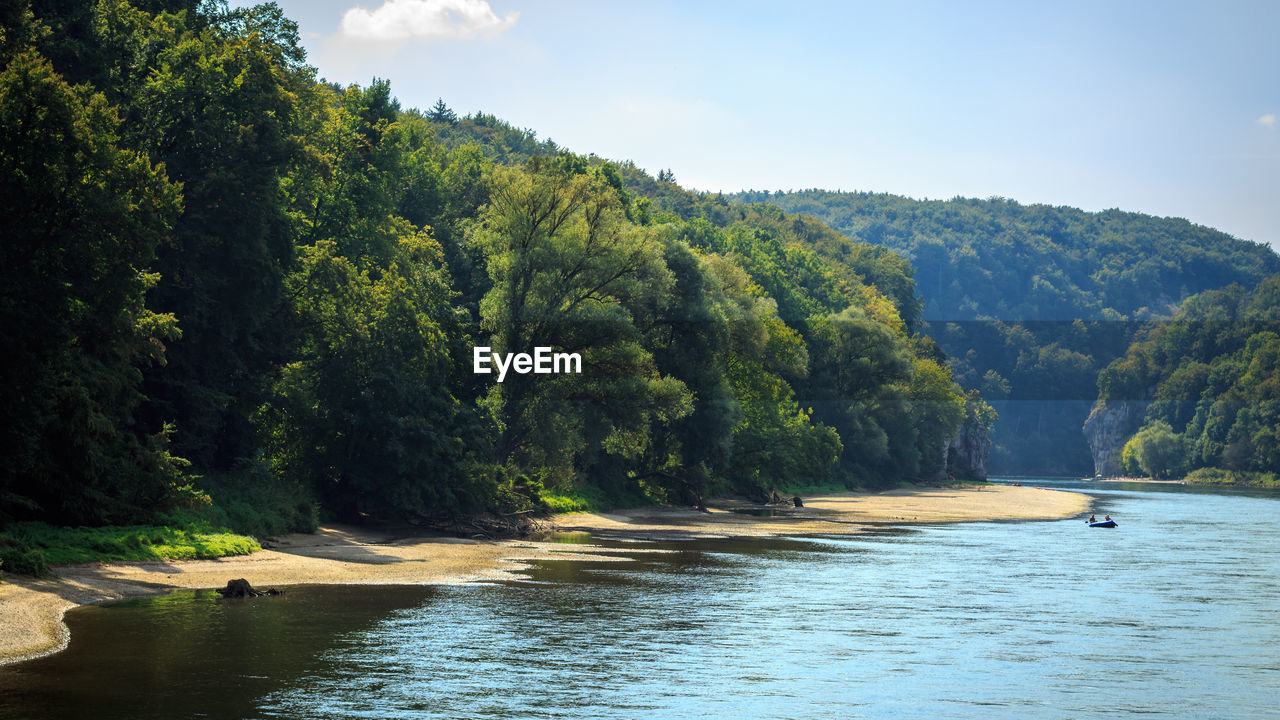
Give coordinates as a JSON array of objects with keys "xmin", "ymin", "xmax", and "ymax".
[
  {"xmin": 259, "ymin": 233, "xmax": 491, "ymax": 519},
  {"xmin": 107, "ymin": 4, "xmax": 313, "ymax": 469},
  {"xmin": 471, "ymin": 159, "xmax": 691, "ymax": 491},
  {"xmin": 0, "ymin": 48, "xmax": 184, "ymax": 524}
]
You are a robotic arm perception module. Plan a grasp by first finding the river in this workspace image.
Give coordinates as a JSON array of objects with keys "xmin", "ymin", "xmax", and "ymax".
[{"xmin": 1, "ymin": 480, "xmax": 1277, "ymax": 719}]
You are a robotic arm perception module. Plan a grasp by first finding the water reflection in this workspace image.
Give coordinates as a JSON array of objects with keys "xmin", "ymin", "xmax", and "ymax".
[{"xmin": 1, "ymin": 484, "xmax": 1277, "ymax": 719}]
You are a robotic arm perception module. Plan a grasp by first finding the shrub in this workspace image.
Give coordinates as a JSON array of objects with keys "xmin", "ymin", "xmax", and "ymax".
[
  {"xmin": 1122, "ymin": 421, "xmax": 1189, "ymax": 478},
  {"xmin": 0, "ymin": 537, "xmax": 50, "ymax": 577}
]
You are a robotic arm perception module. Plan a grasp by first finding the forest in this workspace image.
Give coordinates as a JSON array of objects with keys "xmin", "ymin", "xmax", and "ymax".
[
  {"xmin": 0, "ymin": 0, "xmax": 983, "ymax": 568},
  {"xmin": 5, "ymin": 2, "xmax": 1277, "ymax": 579},
  {"xmin": 1096, "ymin": 277, "xmax": 1280, "ymax": 485},
  {"xmin": 741, "ymin": 189, "xmax": 1280, "ymax": 475}
]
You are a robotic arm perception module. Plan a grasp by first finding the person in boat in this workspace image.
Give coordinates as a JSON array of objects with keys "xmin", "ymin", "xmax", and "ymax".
[
  {"xmin": 1104, "ymin": 515, "xmax": 1112, "ymax": 522},
  {"xmin": 1088, "ymin": 514, "xmax": 1096, "ymax": 523}
]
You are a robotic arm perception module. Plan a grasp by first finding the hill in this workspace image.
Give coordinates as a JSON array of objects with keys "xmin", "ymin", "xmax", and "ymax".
[
  {"xmin": 735, "ymin": 189, "xmax": 1280, "ymax": 474},
  {"xmin": 1, "ymin": 2, "xmax": 983, "ymax": 550},
  {"xmin": 1087, "ymin": 277, "xmax": 1280, "ymax": 484}
]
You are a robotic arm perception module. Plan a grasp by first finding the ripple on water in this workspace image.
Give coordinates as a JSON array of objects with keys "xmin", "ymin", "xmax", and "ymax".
[{"xmin": 2, "ymin": 483, "xmax": 1278, "ymax": 720}]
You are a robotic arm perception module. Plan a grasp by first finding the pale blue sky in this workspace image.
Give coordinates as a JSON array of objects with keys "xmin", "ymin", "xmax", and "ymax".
[{"xmin": 236, "ymin": 0, "xmax": 1279, "ymax": 250}]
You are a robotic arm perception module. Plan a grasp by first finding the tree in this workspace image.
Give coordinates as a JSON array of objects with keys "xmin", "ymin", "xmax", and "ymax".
[
  {"xmin": 470, "ymin": 158, "xmax": 691, "ymax": 490},
  {"xmin": 1121, "ymin": 421, "xmax": 1188, "ymax": 479},
  {"xmin": 125, "ymin": 6, "xmax": 312, "ymax": 470},
  {"xmin": 0, "ymin": 48, "xmax": 185, "ymax": 524},
  {"xmin": 260, "ymin": 233, "xmax": 492, "ymax": 519},
  {"xmin": 706, "ymin": 257, "xmax": 841, "ymax": 493},
  {"xmin": 427, "ymin": 97, "xmax": 457, "ymax": 125}
]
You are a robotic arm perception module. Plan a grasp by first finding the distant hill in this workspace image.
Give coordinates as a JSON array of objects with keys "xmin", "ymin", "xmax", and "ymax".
[{"xmin": 734, "ymin": 189, "xmax": 1280, "ymax": 475}]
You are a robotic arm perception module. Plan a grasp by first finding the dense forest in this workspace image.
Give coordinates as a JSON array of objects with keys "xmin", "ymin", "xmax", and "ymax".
[
  {"xmin": 739, "ymin": 189, "xmax": 1280, "ymax": 475},
  {"xmin": 0, "ymin": 0, "xmax": 985, "ymax": 552},
  {"xmin": 1092, "ymin": 278, "xmax": 1280, "ymax": 485}
]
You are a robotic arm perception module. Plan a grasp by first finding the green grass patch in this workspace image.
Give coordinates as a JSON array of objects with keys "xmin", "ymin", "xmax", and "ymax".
[
  {"xmin": 539, "ymin": 483, "xmax": 621, "ymax": 513},
  {"xmin": 1184, "ymin": 468, "xmax": 1280, "ymax": 487},
  {"xmin": 538, "ymin": 479, "xmax": 663, "ymax": 514},
  {"xmin": 0, "ymin": 521, "xmax": 260, "ymax": 570},
  {"xmin": 0, "ymin": 464, "xmax": 318, "ymax": 577}
]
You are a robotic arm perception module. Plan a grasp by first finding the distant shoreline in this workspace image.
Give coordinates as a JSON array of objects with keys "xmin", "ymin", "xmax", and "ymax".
[
  {"xmin": 1091, "ymin": 476, "xmax": 1187, "ymax": 485},
  {"xmin": 1085, "ymin": 475, "xmax": 1280, "ymax": 488},
  {"xmin": 0, "ymin": 485, "xmax": 1089, "ymax": 667}
]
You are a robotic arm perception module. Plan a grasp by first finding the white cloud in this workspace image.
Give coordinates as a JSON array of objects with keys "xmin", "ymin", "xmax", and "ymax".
[
  {"xmin": 339, "ymin": 0, "xmax": 517, "ymax": 42},
  {"xmin": 1259, "ymin": 113, "xmax": 1277, "ymax": 129}
]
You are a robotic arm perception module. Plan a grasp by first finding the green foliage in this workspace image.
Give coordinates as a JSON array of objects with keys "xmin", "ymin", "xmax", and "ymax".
[
  {"xmin": 1183, "ymin": 468, "xmax": 1280, "ymax": 487},
  {"xmin": 191, "ymin": 466, "xmax": 319, "ymax": 538},
  {"xmin": 5, "ymin": 0, "xmax": 991, "ymax": 538},
  {"xmin": 0, "ymin": 42, "xmax": 185, "ymax": 525},
  {"xmin": 1104, "ymin": 277, "xmax": 1280, "ymax": 479},
  {"xmin": 744, "ymin": 190, "xmax": 1278, "ymax": 323},
  {"xmin": 426, "ymin": 97, "xmax": 457, "ymax": 125},
  {"xmin": 130, "ymin": 4, "xmax": 312, "ymax": 469},
  {"xmin": 741, "ymin": 190, "xmax": 1280, "ymax": 475},
  {"xmin": 1120, "ymin": 421, "xmax": 1188, "ymax": 479},
  {"xmin": 471, "ymin": 159, "xmax": 694, "ymax": 491},
  {"xmin": 0, "ymin": 521, "xmax": 258, "ymax": 569},
  {"xmin": 261, "ymin": 233, "xmax": 493, "ymax": 520},
  {"xmin": 538, "ymin": 485, "xmax": 618, "ymax": 514},
  {"xmin": 0, "ymin": 536, "xmax": 49, "ymax": 577}
]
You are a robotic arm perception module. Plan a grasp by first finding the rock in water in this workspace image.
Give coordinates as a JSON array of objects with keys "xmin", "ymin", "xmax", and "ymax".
[
  {"xmin": 792, "ymin": 496, "xmax": 804, "ymax": 508},
  {"xmin": 217, "ymin": 579, "xmax": 281, "ymax": 598}
]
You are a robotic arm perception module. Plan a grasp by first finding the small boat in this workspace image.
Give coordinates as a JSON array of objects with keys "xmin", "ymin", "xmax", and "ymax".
[{"xmin": 1089, "ymin": 520, "xmax": 1117, "ymax": 528}]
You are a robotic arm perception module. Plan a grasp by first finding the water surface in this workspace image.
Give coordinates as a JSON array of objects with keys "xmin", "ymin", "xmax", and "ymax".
[{"xmin": 2, "ymin": 481, "xmax": 1277, "ymax": 719}]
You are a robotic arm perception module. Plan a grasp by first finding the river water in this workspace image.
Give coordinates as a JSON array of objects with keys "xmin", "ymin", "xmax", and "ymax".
[{"xmin": 1, "ymin": 481, "xmax": 1277, "ymax": 719}]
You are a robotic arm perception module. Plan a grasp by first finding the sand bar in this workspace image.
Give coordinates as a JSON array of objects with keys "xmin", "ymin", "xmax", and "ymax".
[{"xmin": 0, "ymin": 484, "xmax": 1089, "ymax": 666}]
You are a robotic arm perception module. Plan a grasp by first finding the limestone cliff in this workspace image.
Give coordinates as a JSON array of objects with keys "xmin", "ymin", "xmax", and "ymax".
[
  {"xmin": 946, "ymin": 417, "xmax": 991, "ymax": 482},
  {"xmin": 1083, "ymin": 400, "xmax": 1148, "ymax": 476}
]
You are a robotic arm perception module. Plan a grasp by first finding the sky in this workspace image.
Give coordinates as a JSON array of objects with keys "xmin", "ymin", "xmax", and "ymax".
[{"xmin": 233, "ymin": 0, "xmax": 1280, "ymax": 251}]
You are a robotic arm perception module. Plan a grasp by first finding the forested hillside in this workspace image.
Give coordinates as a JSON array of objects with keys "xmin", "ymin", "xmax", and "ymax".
[
  {"xmin": 1090, "ymin": 278, "xmax": 1280, "ymax": 484},
  {"xmin": 739, "ymin": 189, "xmax": 1280, "ymax": 475},
  {"xmin": 0, "ymin": 0, "xmax": 982, "ymax": 548}
]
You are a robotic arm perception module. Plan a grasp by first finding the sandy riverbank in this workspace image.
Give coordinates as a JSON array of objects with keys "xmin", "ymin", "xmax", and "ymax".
[{"xmin": 0, "ymin": 484, "xmax": 1089, "ymax": 666}]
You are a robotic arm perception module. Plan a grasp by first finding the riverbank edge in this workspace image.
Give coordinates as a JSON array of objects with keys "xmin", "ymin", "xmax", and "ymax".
[
  {"xmin": 0, "ymin": 484, "xmax": 1091, "ymax": 667},
  {"xmin": 1091, "ymin": 475, "xmax": 1280, "ymax": 488}
]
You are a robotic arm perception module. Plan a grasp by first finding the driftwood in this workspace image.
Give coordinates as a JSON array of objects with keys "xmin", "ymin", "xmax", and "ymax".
[{"xmin": 217, "ymin": 578, "xmax": 282, "ymax": 598}]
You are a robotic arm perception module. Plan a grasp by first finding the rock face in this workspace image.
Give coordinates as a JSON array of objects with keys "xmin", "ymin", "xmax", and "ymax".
[
  {"xmin": 946, "ymin": 417, "xmax": 991, "ymax": 482},
  {"xmin": 1083, "ymin": 400, "xmax": 1148, "ymax": 477}
]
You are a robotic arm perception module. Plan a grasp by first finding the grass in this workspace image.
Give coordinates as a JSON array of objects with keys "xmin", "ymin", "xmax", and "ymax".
[
  {"xmin": 195, "ymin": 470, "xmax": 319, "ymax": 538},
  {"xmin": 0, "ymin": 521, "xmax": 260, "ymax": 574},
  {"xmin": 540, "ymin": 493, "xmax": 597, "ymax": 513},
  {"xmin": 1184, "ymin": 468, "xmax": 1280, "ymax": 488},
  {"xmin": 538, "ymin": 480, "xmax": 664, "ymax": 514},
  {"xmin": 0, "ymin": 466, "xmax": 316, "ymax": 577}
]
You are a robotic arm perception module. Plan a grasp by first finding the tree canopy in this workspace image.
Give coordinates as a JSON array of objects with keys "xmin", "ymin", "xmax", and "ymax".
[
  {"xmin": 740, "ymin": 189, "xmax": 1280, "ymax": 475},
  {"xmin": 1103, "ymin": 278, "xmax": 1280, "ymax": 480},
  {"xmin": 0, "ymin": 0, "xmax": 993, "ymax": 530}
]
